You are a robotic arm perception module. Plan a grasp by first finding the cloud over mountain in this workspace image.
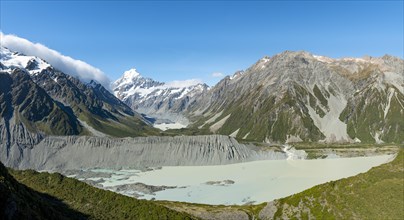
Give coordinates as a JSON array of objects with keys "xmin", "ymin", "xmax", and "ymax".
[
  {"xmin": 0, "ymin": 33, "xmax": 111, "ymax": 88},
  {"xmin": 165, "ymin": 79, "xmax": 203, "ymax": 88},
  {"xmin": 211, "ymin": 72, "xmax": 224, "ymax": 78}
]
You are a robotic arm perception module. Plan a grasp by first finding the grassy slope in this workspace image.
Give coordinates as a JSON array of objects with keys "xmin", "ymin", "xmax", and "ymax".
[
  {"xmin": 340, "ymin": 86, "xmax": 404, "ymax": 144},
  {"xmin": 0, "ymin": 162, "xmax": 87, "ymax": 219},
  {"xmin": 80, "ymin": 111, "xmax": 159, "ymax": 138},
  {"xmin": 5, "ymin": 167, "xmax": 195, "ymax": 220},
  {"xmin": 269, "ymin": 148, "xmax": 403, "ymax": 219}
]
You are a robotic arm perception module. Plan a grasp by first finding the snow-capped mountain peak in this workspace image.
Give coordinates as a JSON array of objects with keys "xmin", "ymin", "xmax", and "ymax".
[
  {"xmin": 112, "ymin": 68, "xmax": 209, "ymax": 125},
  {"xmin": 0, "ymin": 46, "xmax": 51, "ymax": 74},
  {"xmin": 123, "ymin": 68, "xmax": 141, "ymax": 79},
  {"xmin": 113, "ymin": 68, "xmax": 163, "ymax": 99}
]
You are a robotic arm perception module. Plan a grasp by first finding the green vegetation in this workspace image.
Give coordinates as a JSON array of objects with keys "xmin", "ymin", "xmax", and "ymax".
[
  {"xmin": 0, "ymin": 71, "xmax": 83, "ymax": 136},
  {"xmin": 313, "ymin": 84, "xmax": 329, "ymax": 109},
  {"xmin": 0, "ymin": 161, "xmax": 86, "ymax": 219},
  {"xmin": 270, "ymin": 148, "xmax": 404, "ymax": 219},
  {"xmin": 291, "ymin": 142, "xmax": 400, "ymax": 149},
  {"xmin": 341, "ymin": 86, "xmax": 404, "ymax": 144},
  {"xmin": 161, "ymin": 127, "xmax": 211, "ymax": 136},
  {"xmin": 80, "ymin": 112, "xmax": 158, "ymax": 137},
  {"xmin": 157, "ymin": 201, "xmax": 267, "ymax": 220},
  {"xmin": 192, "ymin": 83, "xmax": 325, "ymax": 143},
  {"xmin": 1, "ymin": 164, "xmax": 195, "ymax": 220},
  {"xmin": 309, "ymin": 92, "xmax": 326, "ymax": 118}
]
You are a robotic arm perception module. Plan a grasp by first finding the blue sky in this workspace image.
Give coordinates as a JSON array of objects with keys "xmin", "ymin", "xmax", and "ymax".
[{"xmin": 1, "ymin": 1, "xmax": 403, "ymax": 85}]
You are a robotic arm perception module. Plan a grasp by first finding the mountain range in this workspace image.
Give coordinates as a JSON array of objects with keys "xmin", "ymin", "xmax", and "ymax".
[
  {"xmin": 1, "ymin": 46, "xmax": 403, "ymax": 146},
  {"xmin": 112, "ymin": 51, "xmax": 403, "ymax": 144},
  {"xmin": 0, "ymin": 46, "xmax": 156, "ymax": 148}
]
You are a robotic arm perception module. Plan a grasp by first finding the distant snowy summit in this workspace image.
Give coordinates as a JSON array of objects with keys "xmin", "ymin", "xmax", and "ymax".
[{"xmin": 112, "ymin": 68, "xmax": 209, "ymax": 125}]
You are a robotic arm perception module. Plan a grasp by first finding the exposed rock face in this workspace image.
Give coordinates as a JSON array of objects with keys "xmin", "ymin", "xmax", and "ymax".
[
  {"xmin": 188, "ymin": 52, "xmax": 404, "ymax": 144},
  {"xmin": 196, "ymin": 211, "xmax": 249, "ymax": 220},
  {"xmin": 259, "ymin": 201, "xmax": 278, "ymax": 220},
  {"xmin": 1, "ymin": 135, "xmax": 285, "ymax": 171},
  {"xmin": 0, "ymin": 70, "xmax": 77, "ymax": 158}
]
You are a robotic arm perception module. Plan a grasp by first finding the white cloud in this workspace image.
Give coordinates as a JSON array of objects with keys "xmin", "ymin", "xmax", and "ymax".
[
  {"xmin": 211, "ymin": 72, "xmax": 224, "ymax": 78},
  {"xmin": 165, "ymin": 79, "xmax": 203, "ymax": 88},
  {"xmin": 0, "ymin": 33, "xmax": 111, "ymax": 88}
]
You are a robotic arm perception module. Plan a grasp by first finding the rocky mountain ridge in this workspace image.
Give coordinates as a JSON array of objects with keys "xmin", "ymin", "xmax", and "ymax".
[
  {"xmin": 109, "ymin": 50, "xmax": 403, "ymax": 144},
  {"xmin": 186, "ymin": 51, "xmax": 403, "ymax": 144},
  {"xmin": 2, "ymin": 46, "xmax": 402, "ymax": 147}
]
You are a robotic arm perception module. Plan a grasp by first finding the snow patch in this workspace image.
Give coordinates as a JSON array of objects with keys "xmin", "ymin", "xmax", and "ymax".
[
  {"xmin": 174, "ymin": 88, "xmax": 190, "ymax": 100},
  {"xmin": 230, "ymin": 71, "xmax": 244, "ymax": 80},
  {"xmin": 123, "ymin": 86, "xmax": 155, "ymax": 98},
  {"xmin": 261, "ymin": 56, "xmax": 270, "ymax": 63},
  {"xmin": 123, "ymin": 68, "xmax": 140, "ymax": 79},
  {"xmin": 0, "ymin": 47, "xmax": 50, "ymax": 74},
  {"xmin": 154, "ymin": 122, "xmax": 187, "ymax": 131},
  {"xmin": 118, "ymin": 74, "xmax": 204, "ymax": 100}
]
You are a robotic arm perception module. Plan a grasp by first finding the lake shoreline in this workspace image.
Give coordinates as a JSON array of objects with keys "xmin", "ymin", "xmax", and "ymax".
[{"xmin": 71, "ymin": 153, "xmax": 395, "ymax": 205}]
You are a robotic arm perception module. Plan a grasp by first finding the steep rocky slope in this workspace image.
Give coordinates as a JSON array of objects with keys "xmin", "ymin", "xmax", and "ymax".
[
  {"xmin": 187, "ymin": 52, "xmax": 403, "ymax": 144},
  {"xmin": 0, "ymin": 69, "xmax": 80, "ymax": 143},
  {"xmin": 113, "ymin": 68, "xmax": 209, "ymax": 125}
]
